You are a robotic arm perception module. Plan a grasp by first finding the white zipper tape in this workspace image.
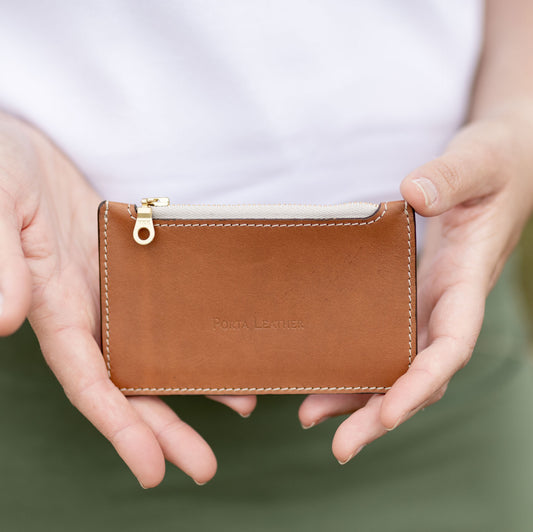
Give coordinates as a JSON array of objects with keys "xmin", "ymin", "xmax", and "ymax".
[{"xmin": 150, "ymin": 202, "xmax": 380, "ymax": 220}]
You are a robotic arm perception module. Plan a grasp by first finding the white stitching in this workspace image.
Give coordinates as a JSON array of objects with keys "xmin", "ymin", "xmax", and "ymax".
[
  {"xmin": 107, "ymin": 201, "xmax": 408, "ymax": 392},
  {"xmin": 119, "ymin": 385, "xmax": 391, "ymax": 392},
  {"xmin": 405, "ymin": 201, "xmax": 413, "ymax": 367},
  {"xmin": 104, "ymin": 201, "xmax": 111, "ymax": 378},
  {"xmin": 126, "ymin": 202, "xmax": 388, "ymax": 227}
]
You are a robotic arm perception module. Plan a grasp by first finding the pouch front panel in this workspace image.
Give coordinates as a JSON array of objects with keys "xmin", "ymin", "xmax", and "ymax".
[{"xmin": 98, "ymin": 200, "xmax": 416, "ymax": 394}]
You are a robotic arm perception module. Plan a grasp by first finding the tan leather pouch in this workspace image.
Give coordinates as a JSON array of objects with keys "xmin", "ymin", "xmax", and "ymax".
[{"xmin": 98, "ymin": 199, "xmax": 416, "ymax": 395}]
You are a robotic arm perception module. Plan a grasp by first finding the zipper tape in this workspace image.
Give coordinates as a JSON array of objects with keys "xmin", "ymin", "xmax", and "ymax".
[{"xmin": 150, "ymin": 202, "xmax": 380, "ymax": 220}]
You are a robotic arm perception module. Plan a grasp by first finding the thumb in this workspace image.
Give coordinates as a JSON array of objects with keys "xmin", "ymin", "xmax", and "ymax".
[{"xmin": 400, "ymin": 124, "xmax": 507, "ymax": 216}]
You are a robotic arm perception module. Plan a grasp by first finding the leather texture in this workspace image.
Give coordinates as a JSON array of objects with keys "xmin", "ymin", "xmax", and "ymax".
[{"xmin": 98, "ymin": 200, "xmax": 417, "ymax": 395}]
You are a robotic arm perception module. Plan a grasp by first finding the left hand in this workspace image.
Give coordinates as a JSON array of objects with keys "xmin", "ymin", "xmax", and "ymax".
[
  {"xmin": 0, "ymin": 113, "xmax": 257, "ymax": 488},
  {"xmin": 298, "ymin": 111, "xmax": 533, "ymax": 463}
]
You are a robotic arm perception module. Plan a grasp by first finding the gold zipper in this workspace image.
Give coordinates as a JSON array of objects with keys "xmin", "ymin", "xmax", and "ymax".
[{"xmin": 133, "ymin": 197, "xmax": 170, "ymax": 245}]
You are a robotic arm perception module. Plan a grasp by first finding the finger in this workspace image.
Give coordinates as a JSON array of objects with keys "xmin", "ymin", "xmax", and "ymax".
[
  {"xmin": 384, "ymin": 384, "xmax": 448, "ymax": 431},
  {"xmin": 379, "ymin": 281, "xmax": 485, "ymax": 430},
  {"xmin": 129, "ymin": 396, "xmax": 217, "ymax": 485},
  {"xmin": 298, "ymin": 393, "xmax": 373, "ymax": 429},
  {"xmin": 333, "ymin": 385, "xmax": 447, "ymax": 464},
  {"xmin": 0, "ymin": 196, "xmax": 31, "ymax": 335},
  {"xmin": 35, "ymin": 324, "xmax": 166, "ymax": 488},
  {"xmin": 206, "ymin": 394, "xmax": 257, "ymax": 418},
  {"xmin": 400, "ymin": 123, "xmax": 508, "ymax": 216},
  {"xmin": 332, "ymin": 394, "xmax": 385, "ymax": 463}
]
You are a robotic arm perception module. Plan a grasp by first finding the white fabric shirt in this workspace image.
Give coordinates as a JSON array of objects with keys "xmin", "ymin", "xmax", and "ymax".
[{"xmin": 0, "ymin": 1, "xmax": 484, "ymax": 208}]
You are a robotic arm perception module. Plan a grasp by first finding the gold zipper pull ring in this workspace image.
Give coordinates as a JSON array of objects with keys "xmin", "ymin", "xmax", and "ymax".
[
  {"xmin": 133, "ymin": 202, "xmax": 155, "ymax": 245},
  {"xmin": 133, "ymin": 198, "xmax": 169, "ymax": 245}
]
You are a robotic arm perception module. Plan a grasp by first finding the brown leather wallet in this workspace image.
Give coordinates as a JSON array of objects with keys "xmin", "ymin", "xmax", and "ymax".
[{"xmin": 98, "ymin": 198, "xmax": 416, "ymax": 395}]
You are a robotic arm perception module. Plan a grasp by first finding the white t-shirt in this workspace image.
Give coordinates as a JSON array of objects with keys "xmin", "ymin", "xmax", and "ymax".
[{"xmin": 0, "ymin": 1, "xmax": 483, "ymax": 207}]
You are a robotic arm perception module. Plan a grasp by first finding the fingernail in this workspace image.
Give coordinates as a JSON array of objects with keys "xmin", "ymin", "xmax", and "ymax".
[
  {"xmin": 194, "ymin": 479, "xmax": 207, "ymax": 486},
  {"xmin": 338, "ymin": 445, "xmax": 365, "ymax": 465},
  {"xmin": 239, "ymin": 411, "xmax": 252, "ymax": 418},
  {"xmin": 412, "ymin": 178, "xmax": 438, "ymax": 207},
  {"xmin": 385, "ymin": 420, "xmax": 400, "ymax": 432},
  {"xmin": 139, "ymin": 480, "xmax": 147, "ymax": 489},
  {"xmin": 301, "ymin": 415, "xmax": 330, "ymax": 430}
]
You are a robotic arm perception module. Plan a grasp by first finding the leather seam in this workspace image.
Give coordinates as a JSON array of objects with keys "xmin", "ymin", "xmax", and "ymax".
[
  {"xmin": 104, "ymin": 201, "xmax": 112, "ymax": 378},
  {"xmin": 405, "ymin": 201, "xmax": 413, "ymax": 367},
  {"xmin": 118, "ymin": 386, "xmax": 391, "ymax": 392},
  {"xmin": 106, "ymin": 201, "xmax": 407, "ymax": 392},
  {"xmin": 126, "ymin": 202, "xmax": 388, "ymax": 226}
]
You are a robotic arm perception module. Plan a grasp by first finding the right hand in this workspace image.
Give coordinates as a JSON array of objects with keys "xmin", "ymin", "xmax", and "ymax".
[{"xmin": 0, "ymin": 113, "xmax": 256, "ymax": 487}]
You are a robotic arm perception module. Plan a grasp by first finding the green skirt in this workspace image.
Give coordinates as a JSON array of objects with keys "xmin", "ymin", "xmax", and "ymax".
[{"xmin": 1, "ymin": 258, "xmax": 532, "ymax": 532}]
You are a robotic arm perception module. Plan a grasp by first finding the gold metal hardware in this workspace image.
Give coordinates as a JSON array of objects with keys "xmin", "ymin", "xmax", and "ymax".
[{"xmin": 133, "ymin": 197, "xmax": 170, "ymax": 245}]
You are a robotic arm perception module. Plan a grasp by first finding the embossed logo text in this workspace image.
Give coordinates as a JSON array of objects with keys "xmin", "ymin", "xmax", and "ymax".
[{"xmin": 212, "ymin": 318, "xmax": 304, "ymax": 330}]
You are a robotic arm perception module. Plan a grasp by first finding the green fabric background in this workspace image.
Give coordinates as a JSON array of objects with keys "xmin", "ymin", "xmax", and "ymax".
[{"xmin": 0, "ymin": 258, "xmax": 532, "ymax": 531}]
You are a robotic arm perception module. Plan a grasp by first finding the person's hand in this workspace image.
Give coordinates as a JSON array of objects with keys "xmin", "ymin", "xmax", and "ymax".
[
  {"xmin": 0, "ymin": 114, "xmax": 256, "ymax": 487},
  {"xmin": 298, "ymin": 110, "xmax": 533, "ymax": 463}
]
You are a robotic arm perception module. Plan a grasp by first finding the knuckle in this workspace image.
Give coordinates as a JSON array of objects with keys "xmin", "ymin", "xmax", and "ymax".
[
  {"xmin": 154, "ymin": 418, "xmax": 187, "ymax": 441},
  {"xmin": 433, "ymin": 384, "xmax": 448, "ymax": 403},
  {"xmin": 459, "ymin": 351, "xmax": 473, "ymax": 370},
  {"xmin": 431, "ymin": 157, "xmax": 464, "ymax": 194},
  {"xmin": 108, "ymin": 420, "xmax": 144, "ymax": 445},
  {"xmin": 480, "ymin": 121, "xmax": 513, "ymax": 174},
  {"xmin": 421, "ymin": 384, "xmax": 448, "ymax": 411},
  {"xmin": 413, "ymin": 356, "xmax": 445, "ymax": 383},
  {"xmin": 467, "ymin": 139, "xmax": 506, "ymax": 191},
  {"xmin": 437, "ymin": 334, "xmax": 475, "ymax": 373},
  {"xmin": 63, "ymin": 376, "xmax": 105, "ymax": 408},
  {"xmin": 456, "ymin": 336, "xmax": 477, "ymax": 370}
]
